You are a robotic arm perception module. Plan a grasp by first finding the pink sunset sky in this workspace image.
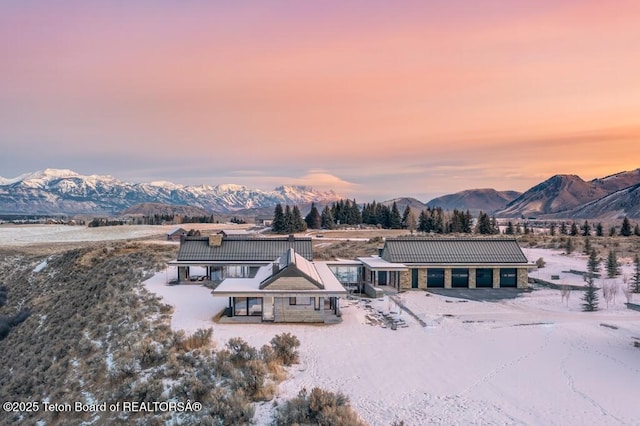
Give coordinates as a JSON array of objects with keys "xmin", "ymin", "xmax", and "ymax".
[{"xmin": 1, "ymin": 1, "xmax": 639, "ymax": 201}]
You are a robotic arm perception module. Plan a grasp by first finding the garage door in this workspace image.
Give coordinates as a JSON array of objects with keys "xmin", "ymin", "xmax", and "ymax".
[
  {"xmin": 500, "ymin": 268, "xmax": 517, "ymax": 287},
  {"xmin": 427, "ymin": 268, "xmax": 444, "ymax": 288},
  {"xmin": 475, "ymin": 268, "xmax": 493, "ymax": 288},
  {"xmin": 452, "ymin": 268, "xmax": 469, "ymax": 288}
]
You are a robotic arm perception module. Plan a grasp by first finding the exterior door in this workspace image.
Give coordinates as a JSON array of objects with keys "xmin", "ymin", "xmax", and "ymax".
[{"xmin": 411, "ymin": 269, "xmax": 419, "ymax": 288}]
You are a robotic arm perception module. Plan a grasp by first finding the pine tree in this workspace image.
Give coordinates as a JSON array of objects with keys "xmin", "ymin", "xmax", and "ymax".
[
  {"xmin": 476, "ymin": 212, "xmax": 493, "ymax": 235},
  {"xmin": 321, "ymin": 206, "xmax": 335, "ymax": 230},
  {"xmin": 583, "ymin": 237, "xmax": 591, "ymax": 255},
  {"xmin": 635, "ymin": 224, "xmax": 640, "ymax": 236},
  {"xmin": 581, "ymin": 220, "xmax": 591, "ymax": 237},
  {"xmin": 606, "ymin": 249, "xmax": 620, "ymax": 278},
  {"xmin": 560, "ymin": 222, "xmax": 568, "ymax": 235},
  {"xmin": 389, "ymin": 202, "xmax": 402, "ymax": 229},
  {"xmin": 596, "ymin": 222, "xmax": 603, "ymax": 237},
  {"xmin": 523, "ymin": 222, "xmax": 530, "ymax": 235},
  {"xmin": 570, "ymin": 222, "xmax": 579, "ymax": 236},
  {"xmin": 505, "ymin": 221, "xmax": 515, "ymax": 235},
  {"xmin": 272, "ymin": 204, "xmax": 285, "ymax": 233},
  {"xmin": 283, "ymin": 205, "xmax": 293, "ymax": 233},
  {"xmin": 582, "ymin": 249, "xmax": 600, "ymax": 312},
  {"xmin": 633, "ymin": 254, "xmax": 640, "ymax": 293},
  {"xmin": 566, "ymin": 237, "xmax": 574, "ymax": 254},
  {"xmin": 292, "ymin": 205, "xmax": 307, "ymax": 232},
  {"xmin": 549, "ymin": 223, "xmax": 556, "ymax": 236},
  {"xmin": 304, "ymin": 203, "xmax": 322, "ymax": 229},
  {"xmin": 609, "ymin": 226, "xmax": 617, "ymax": 237},
  {"xmin": 620, "ymin": 217, "xmax": 632, "ymax": 236}
]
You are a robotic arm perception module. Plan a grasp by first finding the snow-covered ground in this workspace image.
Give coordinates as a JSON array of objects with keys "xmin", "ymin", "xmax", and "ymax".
[
  {"xmin": 145, "ymin": 258, "xmax": 640, "ymax": 426},
  {"xmin": 0, "ymin": 223, "xmax": 247, "ymax": 246}
]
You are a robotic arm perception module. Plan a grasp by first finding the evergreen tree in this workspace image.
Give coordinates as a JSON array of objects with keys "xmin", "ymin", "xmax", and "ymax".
[
  {"xmin": 583, "ymin": 237, "xmax": 591, "ymax": 255},
  {"xmin": 570, "ymin": 222, "xmax": 579, "ymax": 236},
  {"xmin": 633, "ymin": 254, "xmax": 640, "ymax": 293},
  {"xmin": 523, "ymin": 222, "xmax": 530, "ymax": 235},
  {"xmin": 560, "ymin": 222, "xmax": 568, "ymax": 235},
  {"xmin": 620, "ymin": 217, "xmax": 632, "ymax": 236},
  {"xmin": 505, "ymin": 221, "xmax": 515, "ymax": 235},
  {"xmin": 283, "ymin": 205, "xmax": 293, "ymax": 233},
  {"xmin": 596, "ymin": 222, "xmax": 603, "ymax": 237},
  {"xmin": 401, "ymin": 205, "xmax": 411, "ymax": 229},
  {"xmin": 581, "ymin": 220, "xmax": 591, "ymax": 237},
  {"xmin": 389, "ymin": 202, "xmax": 402, "ymax": 229},
  {"xmin": 549, "ymin": 223, "xmax": 556, "ymax": 236},
  {"xmin": 304, "ymin": 203, "xmax": 322, "ymax": 229},
  {"xmin": 582, "ymin": 249, "xmax": 600, "ymax": 312},
  {"xmin": 635, "ymin": 224, "xmax": 640, "ymax": 236},
  {"xmin": 462, "ymin": 210, "xmax": 473, "ymax": 233},
  {"xmin": 321, "ymin": 206, "xmax": 335, "ymax": 229},
  {"xmin": 566, "ymin": 237, "xmax": 574, "ymax": 254},
  {"xmin": 292, "ymin": 205, "xmax": 307, "ymax": 232},
  {"xmin": 272, "ymin": 204, "xmax": 285, "ymax": 233},
  {"xmin": 609, "ymin": 226, "xmax": 617, "ymax": 237},
  {"xmin": 475, "ymin": 212, "xmax": 493, "ymax": 235},
  {"xmin": 418, "ymin": 210, "xmax": 429, "ymax": 233},
  {"xmin": 606, "ymin": 249, "xmax": 620, "ymax": 278}
]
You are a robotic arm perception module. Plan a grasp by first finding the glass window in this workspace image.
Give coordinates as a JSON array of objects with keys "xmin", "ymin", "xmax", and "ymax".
[{"xmin": 234, "ymin": 297, "xmax": 248, "ymax": 315}]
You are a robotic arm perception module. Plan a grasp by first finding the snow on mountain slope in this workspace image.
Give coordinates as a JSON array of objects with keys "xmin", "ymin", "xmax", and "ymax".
[{"xmin": 0, "ymin": 169, "xmax": 341, "ymax": 215}]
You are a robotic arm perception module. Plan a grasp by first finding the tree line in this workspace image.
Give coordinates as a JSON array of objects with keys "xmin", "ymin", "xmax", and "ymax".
[{"xmin": 272, "ymin": 199, "xmax": 500, "ymax": 235}]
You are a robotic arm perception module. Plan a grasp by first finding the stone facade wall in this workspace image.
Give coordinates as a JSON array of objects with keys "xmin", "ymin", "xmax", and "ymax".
[
  {"xmin": 273, "ymin": 297, "xmax": 324, "ymax": 323},
  {"xmin": 399, "ymin": 271, "xmax": 411, "ymax": 290},
  {"xmin": 444, "ymin": 268, "xmax": 452, "ymax": 289},
  {"xmin": 468, "ymin": 268, "xmax": 476, "ymax": 288},
  {"xmin": 492, "ymin": 267, "xmax": 501, "ymax": 288},
  {"xmin": 517, "ymin": 268, "xmax": 529, "ymax": 288},
  {"xmin": 419, "ymin": 269, "xmax": 427, "ymax": 289}
]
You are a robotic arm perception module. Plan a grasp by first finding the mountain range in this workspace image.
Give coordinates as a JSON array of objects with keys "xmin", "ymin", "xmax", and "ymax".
[
  {"xmin": 0, "ymin": 169, "xmax": 340, "ymax": 215},
  {"xmin": 1, "ymin": 168, "xmax": 639, "ymax": 219}
]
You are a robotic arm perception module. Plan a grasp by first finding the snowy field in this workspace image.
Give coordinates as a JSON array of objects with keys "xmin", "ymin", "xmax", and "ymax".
[
  {"xmin": 145, "ymin": 256, "xmax": 640, "ymax": 425},
  {"xmin": 0, "ymin": 223, "xmax": 245, "ymax": 246}
]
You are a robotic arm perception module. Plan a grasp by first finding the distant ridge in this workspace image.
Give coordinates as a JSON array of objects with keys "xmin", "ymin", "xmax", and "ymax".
[
  {"xmin": 426, "ymin": 189, "xmax": 521, "ymax": 215},
  {"xmin": 0, "ymin": 169, "xmax": 341, "ymax": 215},
  {"xmin": 495, "ymin": 169, "xmax": 640, "ymax": 218}
]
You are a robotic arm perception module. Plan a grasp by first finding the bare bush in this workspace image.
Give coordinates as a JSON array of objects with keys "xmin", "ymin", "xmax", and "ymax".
[
  {"xmin": 275, "ymin": 387, "xmax": 365, "ymax": 426},
  {"xmin": 560, "ymin": 285, "xmax": 571, "ymax": 307},
  {"xmin": 270, "ymin": 332, "xmax": 301, "ymax": 366},
  {"xmin": 536, "ymin": 257, "xmax": 546, "ymax": 268}
]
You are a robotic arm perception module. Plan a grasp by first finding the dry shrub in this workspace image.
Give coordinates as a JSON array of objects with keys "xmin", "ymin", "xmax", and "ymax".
[
  {"xmin": 275, "ymin": 387, "xmax": 365, "ymax": 426},
  {"xmin": 270, "ymin": 332, "xmax": 300, "ymax": 366},
  {"xmin": 176, "ymin": 328, "xmax": 212, "ymax": 351}
]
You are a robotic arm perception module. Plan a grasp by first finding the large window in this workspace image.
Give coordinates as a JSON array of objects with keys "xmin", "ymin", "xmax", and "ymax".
[
  {"xmin": 290, "ymin": 297, "xmax": 312, "ymax": 305},
  {"xmin": 451, "ymin": 268, "xmax": 469, "ymax": 288},
  {"xmin": 328, "ymin": 265, "xmax": 360, "ymax": 284},
  {"xmin": 234, "ymin": 297, "xmax": 262, "ymax": 316}
]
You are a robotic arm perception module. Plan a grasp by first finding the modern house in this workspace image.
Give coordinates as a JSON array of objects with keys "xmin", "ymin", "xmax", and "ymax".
[
  {"xmin": 358, "ymin": 237, "xmax": 534, "ymax": 290},
  {"xmin": 213, "ymin": 248, "xmax": 347, "ymax": 323},
  {"xmin": 167, "ymin": 234, "xmax": 313, "ymax": 283}
]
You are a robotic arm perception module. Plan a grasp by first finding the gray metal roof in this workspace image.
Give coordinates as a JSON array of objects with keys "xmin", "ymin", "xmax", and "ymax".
[
  {"xmin": 177, "ymin": 235, "xmax": 313, "ymax": 262},
  {"xmin": 381, "ymin": 238, "xmax": 528, "ymax": 264}
]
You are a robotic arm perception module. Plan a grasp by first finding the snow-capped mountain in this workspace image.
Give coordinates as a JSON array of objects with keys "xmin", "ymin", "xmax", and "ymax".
[{"xmin": 0, "ymin": 169, "xmax": 341, "ymax": 215}]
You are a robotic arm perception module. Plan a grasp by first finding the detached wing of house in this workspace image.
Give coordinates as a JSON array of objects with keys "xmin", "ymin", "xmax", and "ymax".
[{"xmin": 359, "ymin": 237, "xmax": 533, "ymax": 290}]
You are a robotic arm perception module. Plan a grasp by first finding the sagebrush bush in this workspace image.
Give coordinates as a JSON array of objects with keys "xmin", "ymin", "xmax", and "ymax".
[
  {"xmin": 275, "ymin": 387, "xmax": 365, "ymax": 426},
  {"xmin": 270, "ymin": 332, "xmax": 300, "ymax": 366}
]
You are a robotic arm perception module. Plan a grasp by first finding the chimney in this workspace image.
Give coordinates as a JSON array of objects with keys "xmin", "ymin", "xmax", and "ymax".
[
  {"xmin": 209, "ymin": 234, "xmax": 223, "ymax": 247},
  {"xmin": 272, "ymin": 262, "xmax": 280, "ymax": 275}
]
